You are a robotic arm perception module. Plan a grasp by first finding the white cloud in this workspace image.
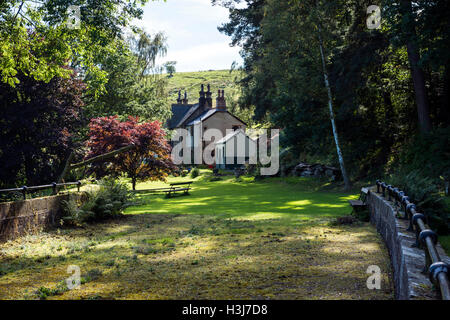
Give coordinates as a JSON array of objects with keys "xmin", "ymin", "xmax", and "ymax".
[
  {"xmin": 157, "ymin": 41, "xmax": 241, "ymax": 72},
  {"xmin": 131, "ymin": 0, "xmax": 242, "ymax": 72}
]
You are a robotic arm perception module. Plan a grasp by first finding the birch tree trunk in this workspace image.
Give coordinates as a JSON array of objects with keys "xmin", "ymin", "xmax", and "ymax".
[{"xmin": 318, "ymin": 29, "xmax": 351, "ymax": 190}]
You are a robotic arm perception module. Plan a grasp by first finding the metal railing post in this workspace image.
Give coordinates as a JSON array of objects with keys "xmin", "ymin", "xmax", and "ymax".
[
  {"xmin": 373, "ymin": 180, "xmax": 450, "ymax": 300},
  {"xmin": 21, "ymin": 186, "xmax": 27, "ymax": 200}
]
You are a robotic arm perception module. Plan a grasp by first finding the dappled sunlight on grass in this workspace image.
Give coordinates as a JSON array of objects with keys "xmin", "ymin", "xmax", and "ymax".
[
  {"xmin": 233, "ymin": 212, "xmax": 286, "ymax": 221},
  {"xmin": 126, "ymin": 175, "xmax": 356, "ymax": 221},
  {"xmin": 0, "ymin": 173, "xmax": 394, "ymax": 300},
  {"xmin": 312, "ymin": 203, "xmax": 346, "ymax": 208},
  {"xmin": 285, "ymin": 200, "xmax": 313, "ymax": 206},
  {"xmin": 338, "ymin": 195, "xmax": 359, "ymax": 201}
]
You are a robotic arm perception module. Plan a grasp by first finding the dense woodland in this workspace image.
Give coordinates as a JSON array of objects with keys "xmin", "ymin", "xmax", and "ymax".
[
  {"xmin": 0, "ymin": 1, "xmax": 449, "ymax": 232},
  {"xmin": 0, "ymin": 0, "xmax": 171, "ymax": 188},
  {"xmin": 214, "ymin": 0, "xmax": 450, "ymax": 232}
]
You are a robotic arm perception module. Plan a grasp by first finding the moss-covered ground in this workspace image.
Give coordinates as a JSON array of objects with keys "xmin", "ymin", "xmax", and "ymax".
[{"xmin": 0, "ymin": 172, "xmax": 394, "ymax": 299}]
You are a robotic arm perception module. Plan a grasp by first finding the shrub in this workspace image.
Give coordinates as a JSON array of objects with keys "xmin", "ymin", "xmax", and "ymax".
[
  {"xmin": 190, "ymin": 167, "xmax": 200, "ymax": 178},
  {"xmin": 0, "ymin": 191, "xmax": 22, "ymax": 203},
  {"xmin": 234, "ymin": 167, "xmax": 245, "ymax": 178},
  {"xmin": 36, "ymin": 281, "xmax": 68, "ymax": 300},
  {"xmin": 332, "ymin": 215, "xmax": 357, "ymax": 225},
  {"xmin": 61, "ymin": 178, "xmax": 133, "ymax": 225},
  {"xmin": 352, "ymin": 208, "xmax": 370, "ymax": 222},
  {"xmin": 206, "ymin": 176, "xmax": 222, "ymax": 182},
  {"xmin": 388, "ymin": 128, "xmax": 450, "ymax": 191},
  {"xmin": 385, "ymin": 129, "xmax": 450, "ymax": 234},
  {"xmin": 387, "ymin": 169, "xmax": 448, "ymax": 234}
]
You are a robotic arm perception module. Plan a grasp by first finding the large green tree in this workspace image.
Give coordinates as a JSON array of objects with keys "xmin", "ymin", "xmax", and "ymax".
[
  {"xmin": 216, "ymin": 0, "xmax": 449, "ymax": 181},
  {"xmin": 84, "ymin": 32, "xmax": 171, "ymax": 122},
  {"xmin": 0, "ymin": 0, "xmax": 161, "ymax": 95},
  {"xmin": 0, "ymin": 69, "xmax": 85, "ymax": 187}
]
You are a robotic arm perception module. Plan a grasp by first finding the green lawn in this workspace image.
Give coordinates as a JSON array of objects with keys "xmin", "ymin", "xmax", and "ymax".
[
  {"xmin": 129, "ymin": 172, "xmax": 357, "ymax": 221},
  {"xmin": 0, "ymin": 172, "xmax": 394, "ymax": 300}
]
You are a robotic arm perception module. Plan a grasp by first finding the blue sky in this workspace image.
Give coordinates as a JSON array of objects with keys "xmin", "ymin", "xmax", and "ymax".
[{"xmin": 133, "ymin": 0, "xmax": 244, "ymax": 72}]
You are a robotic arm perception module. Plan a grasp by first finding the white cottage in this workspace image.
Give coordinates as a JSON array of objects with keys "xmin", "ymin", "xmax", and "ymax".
[
  {"xmin": 215, "ymin": 129, "xmax": 257, "ymax": 169},
  {"xmin": 168, "ymin": 84, "xmax": 248, "ymax": 166}
]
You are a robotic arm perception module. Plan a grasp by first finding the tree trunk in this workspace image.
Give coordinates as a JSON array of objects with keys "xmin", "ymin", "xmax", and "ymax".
[
  {"xmin": 69, "ymin": 144, "xmax": 134, "ymax": 170},
  {"xmin": 441, "ymin": 63, "xmax": 450, "ymax": 124},
  {"xmin": 55, "ymin": 151, "xmax": 75, "ymax": 194},
  {"xmin": 406, "ymin": 41, "xmax": 432, "ymax": 133},
  {"xmin": 57, "ymin": 151, "xmax": 75, "ymax": 184},
  {"xmin": 401, "ymin": 0, "xmax": 432, "ymax": 133},
  {"xmin": 318, "ymin": 29, "xmax": 351, "ymax": 190},
  {"xmin": 24, "ymin": 154, "xmax": 35, "ymax": 186},
  {"xmin": 132, "ymin": 178, "xmax": 136, "ymax": 191}
]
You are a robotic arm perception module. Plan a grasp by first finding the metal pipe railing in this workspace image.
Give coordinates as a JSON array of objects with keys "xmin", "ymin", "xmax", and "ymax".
[
  {"xmin": 0, "ymin": 181, "xmax": 82, "ymax": 200},
  {"xmin": 375, "ymin": 180, "xmax": 450, "ymax": 300}
]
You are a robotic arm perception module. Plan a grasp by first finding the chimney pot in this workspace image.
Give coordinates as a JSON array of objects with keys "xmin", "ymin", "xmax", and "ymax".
[
  {"xmin": 216, "ymin": 89, "xmax": 227, "ymax": 111},
  {"xmin": 199, "ymin": 84, "xmax": 206, "ymax": 108},
  {"xmin": 205, "ymin": 84, "xmax": 212, "ymax": 108}
]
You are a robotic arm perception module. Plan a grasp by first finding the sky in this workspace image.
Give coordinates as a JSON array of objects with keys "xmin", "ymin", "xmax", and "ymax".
[{"xmin": 133, "ymin": 0, "xmax": 244, "ymax": 73}]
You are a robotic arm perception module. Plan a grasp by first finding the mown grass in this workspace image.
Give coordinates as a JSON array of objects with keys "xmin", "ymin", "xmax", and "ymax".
[
  {"xmin": 0, "ymin": 171, "xmax": 394, "ymax": 300},
  {"xmin": 129, "ymin": 173, "xmax": 358, "ymax": 223}
]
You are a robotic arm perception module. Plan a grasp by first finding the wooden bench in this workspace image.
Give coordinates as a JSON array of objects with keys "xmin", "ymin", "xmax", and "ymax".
[
  {"xmin": 349, "ymin": 187, "xmax": 369, "ymax": 212},
  {"xmin": 164, "ymin": 181, "xmax": 193, "ymax": 198},
  {"xmin": 132, "ymin": 187, "xmax": 172, "ymax": 194}
]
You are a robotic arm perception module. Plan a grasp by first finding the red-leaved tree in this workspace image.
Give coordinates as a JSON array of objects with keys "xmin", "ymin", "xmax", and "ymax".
[{"xmin": 86, "ymin": 116, "xmax": 175, "ymax": 190}]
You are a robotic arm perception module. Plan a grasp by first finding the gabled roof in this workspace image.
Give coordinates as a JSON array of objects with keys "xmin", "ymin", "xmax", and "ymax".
[
  {"xmin": 168, "ymin": 104, "xmax": 195, "ymax": 129},
  {"xmin": 175, "ymin": 103, "xmax": 200, "ymax": 128},
  {"xmin": 186, "ymin": 109, "xmax": 218, "ymax": 126},
  {"xmin": 216, "ymin": 129, "xmax": 255, "ymax": 144},
  {"xmin": 185, "ymin": 108, "xmax": 247, "ymax": 127}
]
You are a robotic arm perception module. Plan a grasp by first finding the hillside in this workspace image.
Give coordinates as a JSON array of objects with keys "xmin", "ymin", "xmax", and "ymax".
[
  {"xmin": 165, "ymin": 69, "xmax": 263, "ymax": 127},
  {"xmin": 166, "ymin": 69, "xmax": 242, "ymax": 106}
]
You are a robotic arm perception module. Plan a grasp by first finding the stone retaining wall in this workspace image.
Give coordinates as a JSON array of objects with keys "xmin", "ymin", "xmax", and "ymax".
[
  {"xmin": 0, "ymin": 193, "xmax": 82, "ymax": 242},
  {"xmin": 366, "ymin": 187, "xmax": 450, "ymax": 300}
]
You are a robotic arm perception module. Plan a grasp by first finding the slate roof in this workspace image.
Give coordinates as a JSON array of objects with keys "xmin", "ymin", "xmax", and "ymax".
[
  {"xmin": 168, "ymin": 102, "xmax": 247, "ymax": 129},
  {"xmin": 168, "ymin": 104, "xmax": 196, "ymax": 129},
  {"xmin": 175, "ymin": 103, "xmax": 200, "ymax": 128},
  {"xmin": 186, "ymin": 109, "xmax": 219, "ymax": 126},
  {"xmin": 216, "ymin": 129, "xmax": 255, "ymax": 144}
]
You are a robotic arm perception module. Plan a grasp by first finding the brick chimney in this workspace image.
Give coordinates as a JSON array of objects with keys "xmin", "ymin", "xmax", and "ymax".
[
  {"xmin": 216, "ymin": 89, "xmax": 226, "ymax": 111},
  {"xmin": 205, "ymin": 84, "xmax": 212, "ymax": 108},
  {"xmin": 199, "ymin": 84, "xmax": 206, "ymax": 108},
  {"xmin": 182, "ymin": 91, "xmax": 188, "ymax": 104}
]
